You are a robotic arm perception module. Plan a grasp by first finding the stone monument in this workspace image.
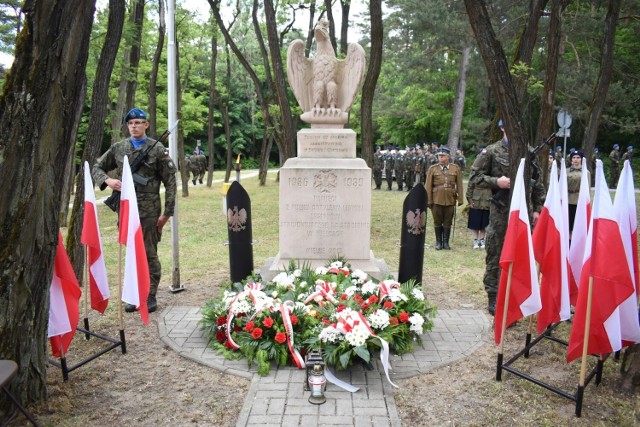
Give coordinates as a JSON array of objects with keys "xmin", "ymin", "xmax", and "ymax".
[{"xmin": 263, "ymin": 19, "xmax": 388, "ymax": 279}]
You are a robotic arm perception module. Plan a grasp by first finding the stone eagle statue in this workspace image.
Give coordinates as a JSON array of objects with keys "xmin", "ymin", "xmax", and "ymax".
[{"xmin": 287, "ymin": 18, "xmax": 366, "ymax": 128}]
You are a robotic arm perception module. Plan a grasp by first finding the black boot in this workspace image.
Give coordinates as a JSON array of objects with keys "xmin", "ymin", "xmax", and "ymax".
[
  {"xmin": 487, "ymin": 294, "xmax": 496, "ymax": 316},
  {"xmin": 125, "ymin": 303, "xmax": 136, "ymax": 313},
  {"xmin": 442, "ymin": 227, "xmax": 451, "ymax": 250},
  {"xmin": 147, "ymin": 294, "xmax": 157, "ymax": 313},
  {"xmin": 434, "ymin": 226, "xmax": 443, "ymax": 250},
  {"xmin": 192, "ymin": 179, "xmax": 196, "ymax": 185}
]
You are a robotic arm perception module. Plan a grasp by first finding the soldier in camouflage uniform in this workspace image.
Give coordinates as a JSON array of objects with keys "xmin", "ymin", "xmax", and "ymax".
[
  {"xmin": 590, "ymin": 147, "xmax": 600, "ymax": 187},
  {"xmin": 93, "ymin": 108, "xmax": 177, "ymax": 313},
  {"xmin": 609, "ymin": 144, "xmax": 621, "ymax": 188},
  {"xmin": 468, "ymin": 120, "xmax": 545, "ymax": 315},
  {"xmin": 384, "ymin": 147, "xmax": 395, "ymax": 190},
  {"xmin": 426, "ymin": 147, "xmax": 463, "ymax": 250},
  {"xmin": 394, "ymin": 148, "xmax": 404, "ymax": 191},
  {"xmin": 404, "ymin": 146, "xmax": 415, "ymax": 191},
  {"xmin": 453, "ymin": 148, "xmax": 466, "ymax": 173},
  {"xmin": 372, "ymin": 146, "xmax": 384, "ymax": 189}
]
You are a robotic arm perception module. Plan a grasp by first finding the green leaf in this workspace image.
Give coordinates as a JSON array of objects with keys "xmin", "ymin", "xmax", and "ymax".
[{"xmin": 353, "ymin": 346, "xmax": 370, "ymax": 363}]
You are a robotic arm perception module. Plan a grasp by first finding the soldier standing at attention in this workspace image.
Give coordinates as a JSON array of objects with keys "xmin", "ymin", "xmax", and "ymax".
[
  {"xmin": 590, "ymin": 147, "xmax": 600, "ymax": 187},
  {"xmin": 453, "ymin": 148, "xmax": 467, "ymax": 174},
  {"xmin": 372, "ymin": 145, "xmax": 384, "ymax": 190},
  {"xmin": 404, "ymin": 146, "xmax": 415, "ymax": 191},
  {"xmin": 394, "ymin": 147, "xmax": 405, "ymax": 191},
  {"xmin": 93, "ymin": 108, "xmax": 177, "ymax": 313},
  {"xmin": 609, "ymin": 143, "xmax": 621, "ymax": 188},
  {"xmin": 384, "ymin": 146, "xmax": 395, "ymax": 190},
  {"xmin": 468, "ymin": 120, "xmax": 545, "ymax": 315},
  {"xmin": 426, "ymin": 147, "xmax": 463, "ymax": 250},
  {"xmin": 621, "ymin": 145, "xmax": 634, "ymax": 166},
  {"xmin": 567, "ymin": 151, "xmax": 589, "ymax": 233}
]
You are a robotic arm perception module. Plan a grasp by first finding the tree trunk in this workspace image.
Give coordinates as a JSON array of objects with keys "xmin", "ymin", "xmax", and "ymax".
[
  {"xmin": 582, "ymin": 0, "xmax": 621, "ymax": 174},
  {"xmin": 360, "ymin": 0, "xmax": 383, "ymax": 167},
  {"xmin": 304, "ymin": 0, "xmax": 316, "ymax": 57},
  {"xmin": 0, "ymin": 0, "xmax": 95, "ymax": 405},
  {"xmin": 206, "ymin": 16, "xmax": 217, "ymax": 187},
  {"xmin": 259, "ymin": 135, "xmax": 273, "ymax": 185},
  {"xmin": 339, "ymin": 0, "xmax": 350, "ymax": 56},
  {"xmin": 463, "ymin": 0, "xmax": 527, "ymax": 189},
  {"xmin": 222, "ymin": 44, "xmax": 233, "ymax": 182},
  {"xmin": 535, "ymin": 0, "xmax": 566, "ymax": 186},
  {"xmin": 124, "ymin": 0, "xmax": 144, "ymax": 113},
  {"xmin": 264, "ymin": 0, "xmax": 297, "ymax": 160},
  {"xmin": 148, "ymin": 0, "xmax": 166, "ymax": 137},
  {"xmin": 67, "ymin": 0, "xmax": 125, "ymax": 282},
  {"xmin": 512, "ymin": 0, "xmax": 548, "ymax": 104},
  {"xmin": 175, "ymin": 36, "xmax": 188, "ymax": 197},
  {"xmin": 447, "ymin": 46, "xmax": 471, "ymax": 154},
  {"xmin": 323, "ymin": 0, "xmax": 337, "ymax": 54}
]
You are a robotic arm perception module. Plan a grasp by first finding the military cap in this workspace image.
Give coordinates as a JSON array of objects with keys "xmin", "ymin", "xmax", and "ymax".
[
  {"xmin": 593, "ymin": 147, "xmax": 599, "ymax": 152},
  {"xmin": 627, "ymin": 145, "xmax": 633, "ymax": 150},
  {"xmin": 436, "ymin": 147, "xmax": 450, "ymax": 156},
  {"xmin": 556, "ymin": 145, "xmax": 562, "ymax": 150},
  {"xmin": 375, "ymin": 145, "xmax": 381, "ymax": 150},
  {"xmin": 614, "ymin": 144, "xmax": 619, "ymax": 149},
  {"xmin": 124, "ymin": 108, "xmax": 147, "ymax": 123},
  {"xmin": 571, "ymin": 150, "xmax": 584, "ymax": 158},
  {"xmin": 498, "ymin": 120, "xmax": 504, "ymax": 127}
]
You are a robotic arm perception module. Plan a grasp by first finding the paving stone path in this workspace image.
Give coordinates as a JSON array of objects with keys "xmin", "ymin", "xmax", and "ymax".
[{"xmin": 158, "ymin": 307, "xmax": 490, "ymax": 426}]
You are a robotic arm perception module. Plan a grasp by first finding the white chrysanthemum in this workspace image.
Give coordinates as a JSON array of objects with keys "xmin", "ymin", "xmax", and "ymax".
[
  {"xmin": 351, "ymin": 269, "xmax": 368, "ymax": 283},
  {"xmin": 388, "ymin": 288, "xmax": 408, "ymax": 302},
  {"xmin": 319, "ymin": 326, "xmax": 342, "ymax": 344},
  {"xmin": 344, "ymin": 286, "xmax": 358, "ymax": 297},
  {"xmin": 315, "ymin": 266, "xmax": 328, "ymax": 275},
  {"xmin": 409, "ymin": 313, "xmax": 425, "ymax": 333},
  {"xmin": 299, "ymin": 281, "xmax": 308, "ymax": 288},
  {"xmin": 368, "ymin": 309, "xmax": 390, "ymax": 330},
  {"xmin": 294, "ymin": 301, "xmax": 307, "ymax": 311},
  {"xmin": 222, "ymin": 291, "xmax": 237, "ymax": 308},
  {"xmin": 293, "ymin": 269, "xmax": 302, "ymax": 278},
  {"xmin": 329, "ymin": 261, "xmax": 343, "ymax": 268},
  {"xmin": 345, "ymin": 324, "xmax": 371, "ymax": 347},
  {"xmin": 361, "ymin": 280, "xmax": 377, "ymax": 295},
  {"xmin": 271, "ymin": 291, "xmax": 278, "ymax": 298},
  {"xmin": 411, "ymin": 288, "xmax": 425, "ymax": 301},
  {"xmin": 272, "ymin": 272, "xmax": 295, "ymax": 289},
  {"xmin": 254, "ymin": 296, "xmax": 274, "ymax": 313},
  {"xmin": 297, "ymin": 293, "xmax": 307, "ymax": 301},
  {"xmin": 231, "ymin": 299, "xmax": 252, "ymax": 315}
]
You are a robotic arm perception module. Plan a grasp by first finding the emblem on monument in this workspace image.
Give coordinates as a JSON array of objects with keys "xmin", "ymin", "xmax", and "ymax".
[
  {"xmin": 313, "ymin": 170, "xmax": 338, "ymax": 193},
  {"xmin": 227, "ymin": 206, "xmax": 247, "ymax": 232},
  {"xmin": 406, "ymin": 209, "xmax": 427, "ymax": 235},
  {"xmin": 286, "ymin": 18, "xmax": 366, "ymax": 128}
]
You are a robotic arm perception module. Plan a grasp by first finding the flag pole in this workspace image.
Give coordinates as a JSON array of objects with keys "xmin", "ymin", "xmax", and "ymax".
[
  {"xmin": 525, "ymin": 266, "xmax": 541, "ymax": 357},
  {"xmin": 496, "ymin": 263, "xmax": 513, "ymax": 381},
  {"xmin": 575, "ymin": 275, "xmax": 594, "ymax": 417},
  {"xmin": 83, "ymin": 244, "xmax": 90, "ymax": 339}
]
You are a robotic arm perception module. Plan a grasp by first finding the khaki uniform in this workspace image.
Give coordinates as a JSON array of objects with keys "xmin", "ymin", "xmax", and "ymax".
[
  {"xmin": 468, "ymin": 139, "xmax": 545, "ymax": 298},
  {"xmin": 426, "ymin": 161, "xmax": 463, "ymax": 249},
  {"xmin": 93, "ymin": 137, "xmax": 177, "ymax": 296},
  {"xmin": 567, "ymin": 165, "xmax": 589, "ymax": 232},
  {"xmin": 372, "ymin": 151, "xmax": 384, "ymax": 189},
  {"xmin": 609, "ymin": 148, "xmax": 620, "ymax": 187}
]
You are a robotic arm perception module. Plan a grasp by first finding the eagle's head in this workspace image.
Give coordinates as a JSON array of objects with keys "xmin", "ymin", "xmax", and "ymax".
[{"xmin": 314, "ymin": 18, "xmax": 330, "ymax": 43}]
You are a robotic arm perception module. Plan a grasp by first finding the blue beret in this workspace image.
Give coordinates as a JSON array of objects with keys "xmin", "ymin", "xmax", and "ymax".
[
  {"xmin": 556, "ymin": 146, "xmax": 562, "ymax": 150},
  {"xmin": 614, "ymin": 144, "xmax": 619, "ymax": 149},
  {"xmin": 375, "ymin": 145, "xmax": 381, "ymax": 150},
  {"xmin": 124, "ymin": 108, "xmax": 147, "ymax": 123},
  {"xmin": 498, "ymin": 120, "xmax": 504, "ymax": 127},
  {"xmin": 627, "ymin": 146, "xmax": 633, "ymax": 150}
]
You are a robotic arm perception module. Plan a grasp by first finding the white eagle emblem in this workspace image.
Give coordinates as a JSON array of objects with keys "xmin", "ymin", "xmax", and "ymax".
[
  {"xmin": 227, "ymin": 206, "xmax": 248, "ymax": 232},
  {"xmin": 406, "ymin": 209, "xmax": 427, "ymax": 235}
]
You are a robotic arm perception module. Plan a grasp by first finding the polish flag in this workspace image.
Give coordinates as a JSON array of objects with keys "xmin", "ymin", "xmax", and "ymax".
[
  {"xmin": 49, "ymin": 231, "xmax": 82, "ymax": 358},
  {"xmin": 567, "ymin": 160, "xmax": 635, "ymax": 362},
  {"xmin": 494, "ymin": 159, "xmax": 541, "ymax": 344},
  {"xmin": 567, "ymin": 161, "xmax": 591, "ymax": 304},
  {"xmin": 613, "ymin": 161, "xmax": 640, "ymax": 346},
  {"xmin": 119, "ymin": 156, "xmax": 149, "ymax": 325},
  {"xmin": 81, "ymin": 161, "xmax": 110, "ymax": 313},
  {"xmin": 532, "ymin": 161, "xmax": 570, "ymax": 333}
]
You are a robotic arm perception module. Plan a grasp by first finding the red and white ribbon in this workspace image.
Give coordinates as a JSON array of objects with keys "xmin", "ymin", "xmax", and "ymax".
[
  {"xmin": 279, "ymin": 301, "xmax": 305, "ymax": 368},
  {"xmin": 378, "ymin": 280, "xmax": 400, "ymax": 301},
  {"xmin": 304, "ymin": 280, "xmax": 339, "ymax": 305},
  {"xmin": 243, "ymin": 281, "xmax": 264, "ymax": 304}
]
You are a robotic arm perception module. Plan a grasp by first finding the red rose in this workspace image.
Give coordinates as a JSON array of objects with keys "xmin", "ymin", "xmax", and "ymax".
[
  {"xmin": 275, "ymin": 332, "xmax": 287, "ymax": 344},
  {"xmin": 216, "ymin": 316, "xmax": 227, "ymax": 326},
  {"xmin": 361, "ymin": 302, "xmax": 370, "ymax": 310},
  {"xmin": 399, "ymin": 312, "xmax": 409, "ymax": 323},
  {"xmin": 263, "ymin": 317, "xmax": 274, "ymax": 328},
  {"xmin": 354, "ymin": 294, "xmax": 364, "ymax": 303},
  {"xmin": 251, "ymin": 328, "xmax": 263, "ymax": 339},
  {"xmin": 244, "ymin": 321, "xmax": 255, "ymax": 332},
  {"xmin": 336, "ymin": 304, "xmax": 346, "ymax": 312},
  {"xmin": 290, "ymin": 315, "xmax": 298, "ymax": 325},
  {"xmin": 368, "ymin": 295, "xmax": 379, "ymax": 304},
  {"xmin": 322, "ymin": 317, "xmax": 331, "ymax": 326},
  {"xmin": 390, "ymin": 317, "xmax": 399, "ymax": 326},
  {"xmin": 340, "ymin": 294, "xmax": 348, "ymax": 301},
  {"xmin": 216, "ymin": 330, "xmax": 226, "ymax": 343},
  {"xmin": 383, "ymin": 301, "xmax": 394, "ymax": 310}
]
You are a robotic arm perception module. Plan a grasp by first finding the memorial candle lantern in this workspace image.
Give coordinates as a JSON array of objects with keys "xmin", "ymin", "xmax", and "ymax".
[{"xmin": 304, "ymin": 349, "xmax": 326, "ymax": 404}]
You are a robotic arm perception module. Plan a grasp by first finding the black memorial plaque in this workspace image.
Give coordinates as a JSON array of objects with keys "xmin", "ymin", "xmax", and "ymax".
[
  {"xmin": 398, "ymin": 185, "xmax": 427, "ymax": 285},
  {"xmin": 226, "ymin": 181, "xmax": 254, "ymax": 283}
]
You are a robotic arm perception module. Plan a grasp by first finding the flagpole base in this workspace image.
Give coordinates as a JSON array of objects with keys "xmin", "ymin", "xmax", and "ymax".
[
  {"xmin": 575, "ymin": 385, "xmax": 584, "ymax": 417},
  {"xmin": 496, "ymin": 352, "xmax": 503, "ymax": 381},
  {"xmin": 83, "ymin": 318, "xmax": 91, "ymax": 340},
  {"xmin": 169, "ymin": 285, "xmax": 186, "ymax": 294}
]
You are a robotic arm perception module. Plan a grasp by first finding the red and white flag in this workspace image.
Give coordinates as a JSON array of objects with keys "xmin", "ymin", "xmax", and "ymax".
[
  {"xmin": 567, "ymin": 161, "xmax": 591, "ymax": 304},
  {"xmin": 495, "ymin": 159, "xmax": 541, "ymax": 344},
  {"xmin": 613, "ymin": 161, "xmax": 640, "ymax": 346},
  {"xmin": 119, "ymin": 156, "xmax": 150, "ymax": 325},
  {"xmin": 567, "ymin": 160, "xmax": 636, "ymax": 362},
  {"xmin": 532, "ymin": 161, "xmax": 570, "ymax": 333},
  {"xmin": 48, "ymin": 231, "xmax": 82, "ymax": 358},
  {"xmin": 81, "ymin": 161, "xmax": 110, "ymax": 313}
]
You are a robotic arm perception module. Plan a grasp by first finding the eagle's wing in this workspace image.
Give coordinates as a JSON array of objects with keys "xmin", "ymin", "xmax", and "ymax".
[
  {"xmin": 227, "ymin": 208, "xmax": 234, "ymax": 225},
  {"xmin": 238, "ymin": 208, "xmax": 248, "ymax": 225},
  {"xmin": 337, "ymin": 42, "xmax": 366, "ymax": 112},
  {"xmin": 406, "ymin": 210, "xmax": 416, "ymax": 228},
  {"xmin": 286, "ymin": 39, "xmax": 313, "ymax": 113}
]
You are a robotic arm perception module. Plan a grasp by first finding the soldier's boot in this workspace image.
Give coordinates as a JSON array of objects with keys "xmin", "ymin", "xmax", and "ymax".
[
  {"xmin": 434, "ymin": 226, "xmax": 443, "ymax": 250},
  {"xmin": 397, "ymin": 185, "xmax": 403, "ymax": 191},
  {"xmin": 442, "ymin": 227, "xmax": 452, "ymax": 250},
  {"xmin": 192, "ymin": 179, "xmax": 196, "ymax": 185},
  {"xmin": 124, "ymin": 303, "xmax": 136, "ymax": 313},
  {"xmin": 487, "ymin": 294, "xmax": 496, "ymax": 316},
  {"xmin": 147, "ymin": 293, "xmax": 158, "ymax": 313},
  {"xmin": 199, "ymin": 179, "xmax": 203, "ymax": 184}
]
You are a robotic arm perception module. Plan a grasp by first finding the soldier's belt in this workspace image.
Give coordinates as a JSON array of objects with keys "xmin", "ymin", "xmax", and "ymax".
[
  {"xmin": 134, "ymin": 184, "xmax": 160, "ymax": 193},
  {"xmin": 434, "ymin": 184, "xmax": 453, "ymax": 188}
]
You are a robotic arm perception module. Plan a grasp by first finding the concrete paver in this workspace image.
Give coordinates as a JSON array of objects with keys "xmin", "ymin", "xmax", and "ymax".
[{"xmin": 158, "ymin": 307, "xmax": 490, "ymax": 426}]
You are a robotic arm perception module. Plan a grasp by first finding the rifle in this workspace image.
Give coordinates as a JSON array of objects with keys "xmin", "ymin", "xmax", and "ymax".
[
  {"xmin": 101, "ymin": 120, "xmax": 179, "ymax": 212},
  {"xmin": 491, "ymin": 132, "xmax": 557, "ymax": 208}
]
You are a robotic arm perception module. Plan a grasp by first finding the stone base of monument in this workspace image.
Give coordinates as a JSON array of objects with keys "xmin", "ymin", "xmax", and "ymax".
[{"xmin": 260, "ymin": 251, "xmax": 390, "ymax": 282}]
